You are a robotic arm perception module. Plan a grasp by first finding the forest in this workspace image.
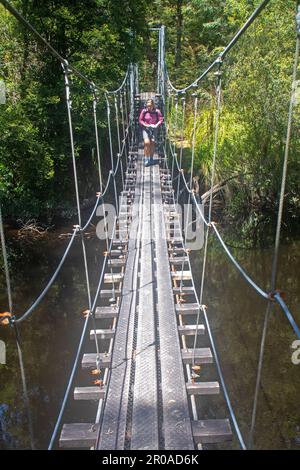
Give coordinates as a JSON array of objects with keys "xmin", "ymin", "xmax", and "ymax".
[
  {"xmin": 0, "ymin": 0, "xmax": 300, "ymax": 452},
  {"xmin": 0, "ymin": 0, "xmax": 299, "ymax": 245}
]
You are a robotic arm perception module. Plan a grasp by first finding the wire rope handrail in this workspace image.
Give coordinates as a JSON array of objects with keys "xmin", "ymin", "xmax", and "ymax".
[
  {"xmin": 161, "ymin": 144, "xmax": 247, "ymax": 450},
  {"xmin": 165, "ymin": 126, "xmax": 300, "ymax": 340},
  {"xmin": 47, "ymin": 215, "xmax": 118, "ymax": 449},
  {"xmin": 166, "ymin": 0, "xmax": 272, "ymax": 94}
]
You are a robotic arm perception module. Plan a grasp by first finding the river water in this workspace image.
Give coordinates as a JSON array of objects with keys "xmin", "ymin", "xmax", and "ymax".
[{"xmin": 0, "ymin": 225, "xmax": 299, "ymax": 450}]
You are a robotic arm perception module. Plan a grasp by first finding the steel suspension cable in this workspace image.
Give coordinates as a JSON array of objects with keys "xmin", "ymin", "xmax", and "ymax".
[
  {"xmin": 176, "ymin": 94, "xmax": 186, "ymax": 204},
  {"xmin": 49, "ymin": 70, "xmax": 134, "ymax": 449},
  {"xmin": 0, "ymin": 0, "xmax": 98, "ymax": 89},
  {"xmin": 167, "ymin": 0, "xmax": 272, "ymax": 94},
  {"xmin": 114, "ymin": 94, "xmax": 124, "ymax": 189},
  {"xmin": 189, "ymin": 94, "xmax": 199, "ymax": 189},
  {"xmin": 184, "ymin": 93, "xmax": 198, "ymax": 243},
  {"xmin": 0, "ymin": 204, "xmax": 13, "ymax": 315},
  {"xmin": 94, "ymin": 217, "xmax": 118, "ymax": 427},
  {"xmin": 91, "ymin": 84, "xmax": 103, "ymax": 193},
  {"xmin": 192, "ymin": 64, "xmax": 222, "ymax": 367},
  {"xmin": 105, "ymin": 93, "xmax": 115, "ymax": 172},
  {"xmin": 0, "ymin": 203, "xmax": 35, "ymax": 449},
  {"xmin": 157, "ymin": 27, "xmax": 162, "ymax": 95},
  {"xmin": 15, "ymin": 171, "xmax": 113, "ymax": 324},
  {"xmin": 248, "ymin": 7, "xmax": 300, "ymax": 449},
  {"xmin": 166, "ymin": 89, "xmax": 300, "ymax": 327},
  {"xmin": 16, "ymin": 229, "xmax": 78, "ymax": 324},
  {"xmin": 162, "ymin": 142, "xmax": 247, "ymax": 450},
  {"xmin": 120, "ymin": 91, "xmax": 128, "ymax": 162},
  {"xmin": 62, "ymin": 63, "xmax": 101, "ymax": 370},
  {"xmin": 106, "ymin": 67, "xmax": 129, "ymax": 95},
  {"xmin": 166, "ymin": 94, "xmax": 173, "ymax": 158},
  {"xmin": 208, "ymin": 62, "xmax": 222, "ymax": 223},
  {"xmin": 48, "ymin": 218, "xmax": 117, "ymax": 449},
  {"xmin": 171, "ymin": 94, "xmax": 179, "ymax": 183}
]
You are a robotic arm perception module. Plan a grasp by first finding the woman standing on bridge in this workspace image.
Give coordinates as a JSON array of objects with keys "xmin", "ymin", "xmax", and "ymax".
[{"xmin": 139, "ymin": 98, "xmax": 163, "ymax": 167}]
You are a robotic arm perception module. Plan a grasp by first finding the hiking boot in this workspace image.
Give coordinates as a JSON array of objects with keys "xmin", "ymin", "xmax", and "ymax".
[{"xmin": 145, "ymin": 157, "xmax": 153, "ymax": 167}]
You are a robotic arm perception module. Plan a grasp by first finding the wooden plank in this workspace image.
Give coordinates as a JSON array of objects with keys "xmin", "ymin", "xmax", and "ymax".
[
  {"xmin": 111, "ymin": 239, "xmax": 128, "ymax": 246},
  {"xmin": 171, "ymin": 271, "xmax": 192, "ymax": 281},
  {"xmin": 176, "ymin": 303, "xmax": 199, "ymax": 315},
  {"xmin": 168, "ymin": 238, "xmax": 183, "ymax": 245},
  {"xmin": 181, "ymin": 348, "xmax": 213, "ymax": 364},
  {"xmin": 119, "ymin": 211, "xmax": 132, "ymax": 217},
  {"xmin": 110, "ymin": 240, "xmax": 128, "ymax": 246},
  {"xmin": 90, "ymin": 328, "xmax": 115, "ymax": 340},
  {"xmin": 192, "ymin": 420, "xmax": 232, "ymax": 444},
  {"xmin": 165, "ymin": 220, "xmax": 181, "ymax": 226},
  {"xmin": 169, "ymin": 257, "xmax": 188, "ymax": 265},
  {"xmin": 165, "ymin": 214, "xmax": 180, "ymax": 221},
  {"xmin": 109, "ymin": 250, "xmax": 126, "ymax": 257},
  {"xmin": 168, "ymin": 247, "xmax": 186, "ymax": 254},
  {"xmin": 186, "ymin": 382, "xmax": 220, "ymax": 396},
  {"xmin": 81, "ymin": 353, "xmax": 111, "ymax": 369},
  {"xmin": 74, "ymin": 386, "xmax": 107, "ymax": 401},
  {"xmin": 108, "ymin": 259, "xmax": 126, "ymax": 267},
  {"xmin": 104, "ymin": 273, "xmax": 124, "ymax": 283},
  {"xmin": 161, "ymin": 190, "xmax": 174, "ymax": 195},
  {"xmin": 98, "ymin": 152, "xmax": 143, "ymax": 450},
  {"xmin": 59, "ymin": 423, "xmax": 99, "ymax": 449},
  {"xmin": 100, "ymin": 289, "xmax": 121, "ymax": 299},
  {"xmin": 166, "ymin": 230, "xmax": 182, "ymax": 237},
  {"xmin": 115, "ymin": 229, "xmax": 129, "ymax": 236},
  {"xmin": 165, "ymin": 224, "xmax": 181, "ymax": 231},
  {"xmin": 178, "ymin": 324, "xmax": 205, "ymax": 336},
  {"xmin": 173, "ymin": 286, "xmax": 195, "ymax": 295},
  {"xmin": 165, "ymin": 214, "xmax": 180, "ymax": 220},
  {"xmin": 95, "ymin": 306, "xmax": 119, "ymax": 319}
]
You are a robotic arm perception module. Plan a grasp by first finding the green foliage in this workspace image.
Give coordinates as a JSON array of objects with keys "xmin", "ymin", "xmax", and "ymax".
[
  {"xmin": 0, "ymin": 0, "xmax": 147, "ymax": 221},
  {"xmin": 165, "ymin": 0, "xmax": 300, "ymax": 244},
  {"xmin": 0, "ymin": 0, "xmax": 299, "ymax": 244}
]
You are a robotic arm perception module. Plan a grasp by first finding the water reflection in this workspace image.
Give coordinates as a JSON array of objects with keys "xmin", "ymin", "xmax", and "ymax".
[
  {"xmin": 0, "ymin": 230, "xmax": 105, "ymax": 449},
  {"xmin": 190, "ymin": 238, "xmax": 300, "ymax": 450},
  {"xmin": 0, "ymin": 229, "xmax": 299, "ymax": 449}
]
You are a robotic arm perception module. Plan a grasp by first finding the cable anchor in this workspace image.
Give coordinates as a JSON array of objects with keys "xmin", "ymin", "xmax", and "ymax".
[
  {"xmin": 268, "ymin": 289, "xmax": 285, "ymax": 302},
  {"xmin": 73, "ymin": 224, "xmax": 82, "ymax": 233},
  {"xmin": 0, "ymin": 312, "xmax": 14, "ymax": 326}
]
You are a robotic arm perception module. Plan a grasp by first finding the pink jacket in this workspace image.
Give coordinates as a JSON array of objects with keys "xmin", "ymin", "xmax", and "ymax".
[{"xmin": 139, "ymin": 108, "xmax": 163, "ymax": 127}]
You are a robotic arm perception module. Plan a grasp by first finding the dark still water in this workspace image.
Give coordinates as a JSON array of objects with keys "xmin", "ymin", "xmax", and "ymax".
[{"xmin": 0, "ymin": 226, "xmax": 299, "ymax": 450}]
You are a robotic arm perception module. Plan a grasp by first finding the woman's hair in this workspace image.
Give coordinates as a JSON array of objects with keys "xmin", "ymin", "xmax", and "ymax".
[{"xmin": 146, "ymin": 99, "xmax": 155, "ymax": 107}]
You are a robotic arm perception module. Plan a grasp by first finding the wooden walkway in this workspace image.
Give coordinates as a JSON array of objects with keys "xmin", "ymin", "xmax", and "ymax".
[{"xmin": 59, "ymin": 147, "xmax": 233, "ymax": 450}]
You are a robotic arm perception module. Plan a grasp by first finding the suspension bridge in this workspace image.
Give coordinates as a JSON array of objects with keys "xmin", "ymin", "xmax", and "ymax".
[{"xmin": 0, "ymin": 0, "xmax": 300, "ymax": 451}]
